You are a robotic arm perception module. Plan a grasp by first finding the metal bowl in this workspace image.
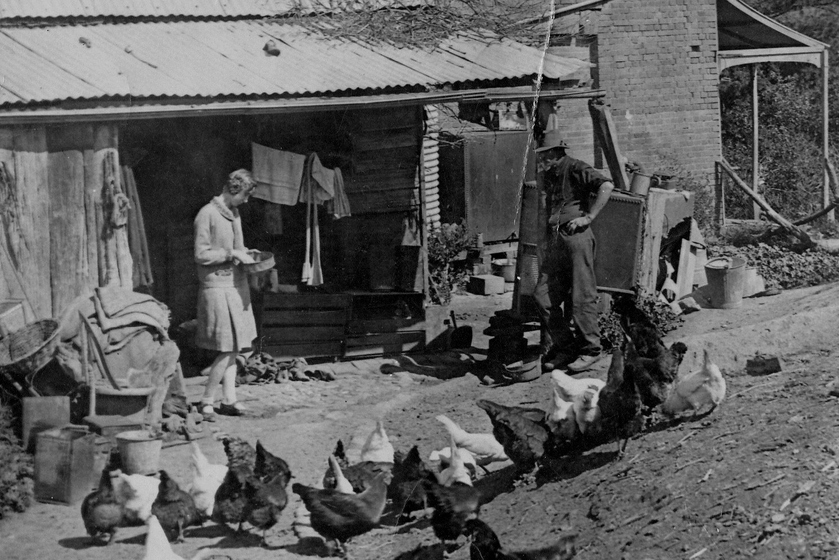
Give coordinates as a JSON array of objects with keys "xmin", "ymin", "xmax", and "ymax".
[{"xmin": 242, "ymin": 251, "xmax": 275, "ymax": 275}]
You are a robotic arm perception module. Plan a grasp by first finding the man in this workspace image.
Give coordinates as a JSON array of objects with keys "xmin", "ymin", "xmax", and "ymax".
[{"xmin": 533, "ymin": 130, "xmax": 614, "ymax": 373}]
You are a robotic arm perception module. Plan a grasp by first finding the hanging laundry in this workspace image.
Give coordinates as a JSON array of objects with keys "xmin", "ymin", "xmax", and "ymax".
[
  {"xmin": 326, "ymin": 167, "xmax": 352, "ymax": 219},
  {"xmin": 299, "ymin": 153, "xmax": 334, "ymax": 204},
  {"xmin": 251, "ymin": 143, "xmax": 306, "ymax": 205},
  {"xmin": 299, "ymin": 164, "xmax": 323, "ymax": 286}
]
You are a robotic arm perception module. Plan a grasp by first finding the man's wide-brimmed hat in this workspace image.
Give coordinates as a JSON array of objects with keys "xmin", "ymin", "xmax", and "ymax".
[{"xmin": 535, "ymin": 129, "xmax": 569, "ymax": 152}]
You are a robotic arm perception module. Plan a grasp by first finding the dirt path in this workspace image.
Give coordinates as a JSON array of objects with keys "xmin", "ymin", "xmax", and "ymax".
[{"xmin": 3, "ymin": 289, "xmax": 839, "ymax": 560}]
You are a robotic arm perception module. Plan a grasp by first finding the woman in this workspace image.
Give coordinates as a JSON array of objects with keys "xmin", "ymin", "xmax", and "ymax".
[{"xmin": 194, "ymin": 168, "xmax": 258, "ymax": 420}]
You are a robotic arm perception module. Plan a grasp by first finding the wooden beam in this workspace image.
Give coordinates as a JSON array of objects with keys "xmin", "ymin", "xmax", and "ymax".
[
  {"xmin": 718, "ymin": 158, "xmax": 813, "ymax": 247},
  {"xmin": 48, "ymin": 125, "xmax": 89, "ymax": 316},
  {"xmin": 823, "ymin": 50, "xmax": 833, "ymax": 221},
  {"xmin": 588, "ymin": 99, "xmax": 630, "ymax": 190},
  {"xmin": 515, "ymin": 0, "xmax": 614, "ymax": 26},
  {"xmin": 752, "ymin": 65, "xmax": 760, "ymax": 220}
]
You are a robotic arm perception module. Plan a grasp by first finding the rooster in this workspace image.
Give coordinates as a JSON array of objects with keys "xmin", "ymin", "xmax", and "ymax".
[
  {"xmin": 151, "ymin": 470, "xmax": 202, "ymax": 543},
  {"xmin": 475, "ymin": 400, "xmax": 551, "ymax": 474},
  {"xmin": 465, "ymin": 518, "xmax": 576, "ymax": 560},
  {"xmin": 623, "ymin": 324, "xmax": 687, "ymax": 410},
  {"xmin": 187, "ymin": 442, "xmax": 228, "ymax": 519},
  {"xmin": 292, "ymin": 472, "xmax": 389, "ymax": 556},
  {"xmin": 360, "ymin": 420, "xmax": 395, "ymax": 464},
  {"xmin": 588, "ymin": 345, "xmax": 644, "ymax": 458},
  {"xmin": 662, "ymin": 349, "xmax": 726, "ymax": 416},
  {"xmin": 81, "ymin": 468, "xmax": 124, "ymax": 545},
  {"xmin": 435, "ymin": 414, "xmax": 509, "ymax": 466}
]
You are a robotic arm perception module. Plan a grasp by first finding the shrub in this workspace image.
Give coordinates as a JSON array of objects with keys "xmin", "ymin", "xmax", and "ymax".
[
  {"xmin": 709, "ymin": 241, "xmax": 839, "ymax": 290},
  {"xmin": 0, "ymin": 403, "xmax": 34, "ymax": 519},
  {"xmin": 427, "ymin": 221, "xmax": 476, "ymax": 305}
]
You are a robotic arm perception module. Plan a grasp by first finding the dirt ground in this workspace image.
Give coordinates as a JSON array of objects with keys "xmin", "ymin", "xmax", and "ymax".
[{"xmin": 2, "ymin": 288, "xmax": 839, "ymax": 560}]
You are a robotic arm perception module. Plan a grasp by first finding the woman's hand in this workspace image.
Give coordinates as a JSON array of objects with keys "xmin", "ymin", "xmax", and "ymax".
[{"xmin": 231, "ymin": 249, "xmax": 254, "ymax": 264}]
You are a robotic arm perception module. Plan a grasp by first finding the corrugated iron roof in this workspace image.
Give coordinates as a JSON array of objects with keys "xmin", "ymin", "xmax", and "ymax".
[
  {"xmin": 0, "ymin": 0, "xmax": 430, "ymax": 20},
  {"xmin": 0, "ymin": 20, "xmax": 588, "ymax": 106}
]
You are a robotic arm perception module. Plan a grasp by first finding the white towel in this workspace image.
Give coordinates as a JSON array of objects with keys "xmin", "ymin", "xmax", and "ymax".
[{"xmin": 251, "ymin": 143, "xmax": 306, "ymax": 205}]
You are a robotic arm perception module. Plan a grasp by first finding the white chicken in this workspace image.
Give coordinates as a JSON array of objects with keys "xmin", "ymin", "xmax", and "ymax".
[
  {"xmin": 435, "ymin": 414, "xmax": 508, "ymax": 465},
  {"xmin": 359, "ymin": 419, "xmax": 395, "ymax": 463},
  {"xmin": 114, "ymin": 472, "xmax": 159, "ymax": 524},
  {"xmin": 436, "ymin": 434, "xmax": 473, "ymax": 486},
  {"xmin": 187, "ymin": 441, "xmax": 228, "ymax": 518},
  {"xmin": 550, "ymin": 370, "xmax": 605, "ymax": 401},
  {"xmin": 573, "ymin": 384, "xmax": 603, "ymax": 434},
  {"xmin": 327, "ymin": 455, "xmax": 355, "ymax": 494},
  {"xmin": 143, "ymin": 515, "xmax": 184, "ymax": 560},
  {"xmin": 662, "ymin": 349, "xmax": 726, "ymax": 415},
  {"xmin": 428, "ymin": 446, "xmax": 478, "ymax": 475},
  {"xmin": 545, "ymin": 386, "xmax": 579, "ymax": 441}
]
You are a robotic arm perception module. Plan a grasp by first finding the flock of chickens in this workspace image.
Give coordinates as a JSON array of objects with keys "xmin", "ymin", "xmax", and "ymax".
[{"xmin": 79, "ymin": 320, "xmax": 726, "ymax": 560}]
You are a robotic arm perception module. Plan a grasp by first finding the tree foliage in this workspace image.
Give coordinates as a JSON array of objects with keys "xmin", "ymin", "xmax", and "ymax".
[{"xmin": 720, "ymin": 1, "xmax": 839, "ymax": 222}]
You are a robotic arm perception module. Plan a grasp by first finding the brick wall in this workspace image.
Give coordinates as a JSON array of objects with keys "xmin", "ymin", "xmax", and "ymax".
[{"xmin": 551, "ymin": 0, "xmax": 722, "ymax": 179}]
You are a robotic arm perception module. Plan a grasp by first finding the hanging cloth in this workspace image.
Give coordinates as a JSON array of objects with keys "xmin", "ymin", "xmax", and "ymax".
[
  {"xmin": 326, "ymin": 167, "xmax": 352, "ymax": 219},
  {"xmin": 301, "ymin": 161, "xmax": 313, "ymax": 283},
  {"xmin": 251, "ymin": 143, "xmax": 306, "ymax": 205},
  {"xmin": 300, "ymin": 155, "xmax": 324, "ymax": 286}
]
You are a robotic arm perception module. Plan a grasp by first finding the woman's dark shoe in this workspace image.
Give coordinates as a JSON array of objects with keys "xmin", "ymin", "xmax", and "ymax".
[{"xmin": 216, "ymin": 402, "xmax": 244, "ymax": 416}]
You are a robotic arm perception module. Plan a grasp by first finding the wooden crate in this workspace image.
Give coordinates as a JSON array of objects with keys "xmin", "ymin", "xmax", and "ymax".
[
  {"xmin": 344, "ymin": 331, "xmax": 426, "ymax": 359},
  {"xmin": 344, "ymin": 292, "xmax": 426, "ymax": 358},
  {"xmin": 260, "ymin": 293, "xmax": 351, "ymax": 360}
]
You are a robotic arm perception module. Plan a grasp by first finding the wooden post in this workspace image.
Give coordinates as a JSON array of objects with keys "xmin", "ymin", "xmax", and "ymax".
[
  {"xmin": 823, "ymin": 50, "xmax": 833, "ymax": 221},
  {"xmin": 12, "ymin": 127, "xmax": 51, "ymax": 319},
  {"xmin": 48, "ymin": 126, "xmax": 89, "ymax": 316},
  {"xmin": 588, "ymin": 99, "xmax": 630, "ymax": 190},
  {"xmin": 751, "ymin": 65, "xmax": 761, "ymax": 220}
]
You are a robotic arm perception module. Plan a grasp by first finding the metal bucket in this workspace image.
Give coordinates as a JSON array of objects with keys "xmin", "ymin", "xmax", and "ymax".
[
  {"xmin": 116, "ymin": 430, "xmax": 162, "ymax": 475},
  {"xmin": 704, "ymin": 257, "xmax": 746, "ymax": 309},
  {"xmin": 630, "ymin": 173, "xmax": 654, "ymax": 196}
]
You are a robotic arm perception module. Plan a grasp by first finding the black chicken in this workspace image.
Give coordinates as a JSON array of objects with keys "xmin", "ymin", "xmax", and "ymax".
[
  {"xmin": 322, "ymin": 439, "xmax": 393, "ymax": 493},
  {"xmin": 292, "ymin": 471, "xmax": 389, "ymax": 556},
  {"xmin": 423, "ymin": 479, "xmax": 482, "ymax": 548},
  {"xmin": 465, "ymin": 518, "xmax": 577, "ymax": 560},
  {"xmin": 223, "ymin": 436, "xmax": 257, "ymax": 470},
  {"xmin": 243, "ymin": 470, "xmax": 288, "ymax": 546},
  {"xmin": 212, "ymin": 465, "xmax": 251, "ymax": 532},
  {"xmin": 623, "ymin": 325, "xmax": 687, "ymax": 410},
  {"xmin": 588, "ymin": 345, "xmax": 644, "ymax": 458},
  {"xmin": 387, "ymin": 446, "xmax": 438, "ymax": 522},
  {"xmin": 255, "ymin": 440, "xmax": 292, "ymax": 485},
  {"xmin": 475, "ymin": 399, "xmax": 551, "ymax": 473},
  {"xmin": 151, "ymin": 470, "xmax": 202, "ymax": 543},
  {"xmin": 80, "ymin": 467, "xmax": 124, "ymax": 545}
]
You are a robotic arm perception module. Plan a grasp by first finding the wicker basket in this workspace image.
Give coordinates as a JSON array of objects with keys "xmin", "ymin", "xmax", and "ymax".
[{"xmin": 0, "ymin": 319, "xmax": 61, "ymax": 377}]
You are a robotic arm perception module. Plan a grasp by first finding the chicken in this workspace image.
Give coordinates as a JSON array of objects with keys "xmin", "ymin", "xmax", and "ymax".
[
  {"xmin": 114, "ymin": 472, "xmax": 159, "ymax": 525},
  {"xmin": 81, "ymin": 468, "xmax": 124, "ymax": 545},
  {"xmin": 465, "ymin": 518, "xmax": 576, "ymax": 560},
  {"xmin": 212, "ymin": 466, "xmax": 251, "ymax": 532},
  {"xmin": 623, "ymin": 324, "xmax": 687, "ymax": 410},
  {"xmin": 323, "ymin": 438, "xmax": 393, "ymax": 494},
  {"xmin": 151, "ymin": 470, "xmax": 202, "ymax": 543},
  {"xmin": 435, "ymin": 414, "xmax": 509, "ymax": 466},
  {"xmin": 292, "ymin": 471, "xmax": 389, "ymax": 556},
  {"xmin": 388, "ymin": 445, "xmax": 438, "ymax": 521},
  {"xmin": 222, "ymin": 436, "xmax": 257, "ymax": 471},
  {"xmin": 572, "ymin": 384, "xmax": 602, "ymax": 435},
  {"xmin": 360, "ymin": 420, "xmax": 395, "ymax": 464},
  {"xmin": 544, "ymin": 387, "xmax": 579, "ymax": 442},
  {"xmin": 550, "ymin": 370, "xmax": 605, "ymax": 402},
  {"xmin": 393, "ymin": 543, "xmax": 446, "ymax": 560},
  {"xmin": 423, "ymin": 478, "xmax": 482, "ymax": 548},
  {"xmin": 588, "ymin": 345, "xmax": 644, "ymax": 458},
  {"xmin": 328, "ymin": 455, "xmax": 355, "ymax": 494},
  {"xmin": 255, "ymin": 440, "xmax": 292, "ymax": 485},
  {"xmin": 143, "ymin": 515, "xmax": 185, "ymax": 560},
  {"xmin": 188, "ymin": 442, "xmax": 228, "ymax": 519},
  {"xmin": 437, "ymin": 433, "xmax": 473, "ymax": 486},
  {"xmin": 475, "ymin": 400, "xmax": 551, "ymax": 474},
  {"xmin": 243, "ymin": 470, "xmax": 289, "ymax": 546},
  {"xmin": 662, "ymin": 349, "xmax": 726, "ymax": 416}
]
